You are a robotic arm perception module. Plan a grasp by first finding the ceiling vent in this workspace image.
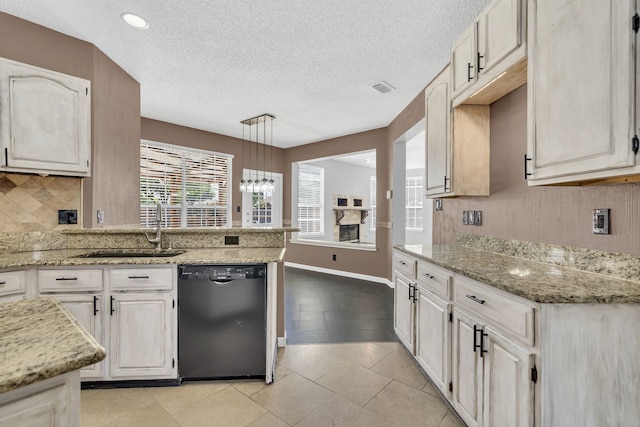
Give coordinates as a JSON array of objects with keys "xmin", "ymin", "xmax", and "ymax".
[{"xmin": 371, "ymin": 81, "xmax": 395, "ymax": 94}]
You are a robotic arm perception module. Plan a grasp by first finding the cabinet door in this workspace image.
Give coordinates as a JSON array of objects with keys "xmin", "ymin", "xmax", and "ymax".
[
  {"xmin": 110, "ymin": 293, "xmax": 175, "ymax": 379},
  {"xmin": 393, "ymin": 273, "xmax": 414, "ymax": 351},
  {"xmin": 528, "ymin": 0, "xmax": 636, "ymax": 182},
  {"xmin": 477, "ymin": 0, "xmax": 522, "ymax": 75},
  {"xmin": 55, "ymin": 294, "xmax": 104, "ymax": 380},
  {"xmin": 451, "ymin": 24, "xmax": 477, "ymax": 98},
  {"xmin": 414, "ymin": 287, "xmax": 451, "ymax": 396},
  {"xmin": 483, "ymin": 329, "xmax": 535, "ymax": 427},
  {"xmin": 425, "ymin": 68, "xmax": 451, "ymax": 196},
  {"xmin": 452, "ymin": 309, "xmax": 482, "ymax": 427},
  {"xmin": 0, "ymin": 58, "xmax": 90, "ymax": 176}
]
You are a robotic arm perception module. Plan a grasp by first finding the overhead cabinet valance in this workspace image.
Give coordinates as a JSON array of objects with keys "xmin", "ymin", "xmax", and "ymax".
[{"xmin": 0, "ymin": 57, "xmax": 91, "ymax": 177}]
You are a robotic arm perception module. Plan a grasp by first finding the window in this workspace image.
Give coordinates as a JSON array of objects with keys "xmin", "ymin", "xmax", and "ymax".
[
  {"xmin": 405, "ymin": 176, "xmax": 423, "ymax": 230},
  {"xmin": 370, "ymin": 175, "xmax": 376, "ymax": 231},
  {"xmin": 297, "ymin": 164, "xmax": 324, "ymax": 235},
  {"xmin": 140, "ymin": 141, "xmax": 232, "ymax": 228}
]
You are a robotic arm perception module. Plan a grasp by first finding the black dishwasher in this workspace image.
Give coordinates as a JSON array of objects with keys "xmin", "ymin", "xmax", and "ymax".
[{"xmin": 178, "ymin": 264, "xmax": 266, "ymax": 380}]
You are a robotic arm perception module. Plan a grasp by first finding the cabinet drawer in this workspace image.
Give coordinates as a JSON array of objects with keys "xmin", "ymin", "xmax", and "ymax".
[
  {"xmin": 38, "ymin": 269, "xmax": 103, "ymax": 292},
  {"xmin": 454, "ymin": 275, "xmax": 536, "ymax": 345},
  {"xmin": 417, "ymin": 261, "xmax": 451, "ymax": 299},
  {"xmin": 394, "ymin": 252, "xmax": 417, "ymax": 279},
  {"xmin": 0, "ymin": 270, "xmax": 26, "ymax": 297},
  {"xmin": 110, "ymin": 267, "xmax": 174, "ymax": 291}
]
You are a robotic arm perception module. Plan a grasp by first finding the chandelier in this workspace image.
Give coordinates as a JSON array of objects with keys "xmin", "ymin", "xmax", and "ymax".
[{"xmin": 239, "ymin": 114, "xmax": 275, "ymax": 193}]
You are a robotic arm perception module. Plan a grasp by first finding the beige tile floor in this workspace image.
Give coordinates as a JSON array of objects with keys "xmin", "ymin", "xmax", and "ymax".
[{"xmin": 81, "ymin": 342, "xmax": 465, "ymax": 427}]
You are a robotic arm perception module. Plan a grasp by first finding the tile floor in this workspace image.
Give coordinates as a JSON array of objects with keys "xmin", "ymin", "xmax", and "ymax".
[
  {"xmin": 285, "ymin": 267, "xmax": 396, "ymax": 344},
  {"xmin": 81, "ymin": 342, "xmax": 464, "ymax": 427}
]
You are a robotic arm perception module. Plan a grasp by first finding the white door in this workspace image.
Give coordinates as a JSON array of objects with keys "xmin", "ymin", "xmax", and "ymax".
[
  {"xmin": 242, "ymin": 170, "xmax": 283, "ymax": 227},
  {"xmin": 483, "ymin": 329, "xmax": 535, "ymax": 427},
  {"xmin": 55, "ymin": 294, "xmax": 104, "ymax": 379},
  {"xmin": 414, "ymin": 287, "xmax": 451, "ymax": 396},
  {"xmin": 452, "ymin": 309, "xmax": 482, "ymax": 427},
  {"xmin": 393, "ymin": 273, "xmax": 414, "ymax": 351},
  {"xmin": 110, "ymin": 293, "xmax": 175, "ymax": 378}
]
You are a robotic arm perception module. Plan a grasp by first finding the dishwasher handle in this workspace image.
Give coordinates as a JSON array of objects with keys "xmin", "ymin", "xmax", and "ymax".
[{"xmin": 209, "ymin": 278, "xmax": 235, "ymax": 286}]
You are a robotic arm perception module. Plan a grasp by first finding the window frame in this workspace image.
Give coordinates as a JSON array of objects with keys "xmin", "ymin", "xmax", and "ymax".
[
  {"xmin": 405, "ymin": 175, "xmax": 424, "ymax": 231},
  {"xmin": 296, "ymin": 163, "xmax": 324, "ymax": 237}
]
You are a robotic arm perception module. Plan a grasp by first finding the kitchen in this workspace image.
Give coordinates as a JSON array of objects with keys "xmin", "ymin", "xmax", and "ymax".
[{"xmin": 1, "ymin": 0, "xmax": 640, "ymax": 426}]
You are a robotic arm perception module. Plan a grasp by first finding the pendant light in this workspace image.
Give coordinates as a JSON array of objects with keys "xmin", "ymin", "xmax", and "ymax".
[{"xmin": 240, "ymin": 114, "xmax": 276, "ymax": 193}]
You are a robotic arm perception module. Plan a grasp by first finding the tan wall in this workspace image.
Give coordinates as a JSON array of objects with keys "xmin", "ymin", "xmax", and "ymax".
[
  {"xmin": 0, "ymin": 12, "xmax": 141, "ymax": 229},
  {"xmin": 283, "ymin": 128, "xmax": 391, "ymax": 279},
  {"xmin": 434, "ymin": 85, "xmax": 640, "ymax": 256}
]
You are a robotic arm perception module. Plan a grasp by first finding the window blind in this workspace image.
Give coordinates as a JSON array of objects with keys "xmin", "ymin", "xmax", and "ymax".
[
  {"xmin": 140, "ymin": 142, "xmax": 231, "ymax": 228},
  {"xmin": 405, "ymin": 176, "xmax": 423, "ymax": 230},
  {"xmin": 297, "ymin": 164, "xmax": 323, "ymax": 235}
]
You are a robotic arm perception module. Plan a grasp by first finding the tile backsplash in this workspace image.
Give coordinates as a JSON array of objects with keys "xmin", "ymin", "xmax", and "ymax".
[{"xmin": 0, "ymin": 173, "xmax": 82, "ymax": 232}]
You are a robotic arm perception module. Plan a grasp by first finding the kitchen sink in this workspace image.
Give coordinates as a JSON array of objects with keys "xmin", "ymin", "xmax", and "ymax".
[{"xmin": 75, "ymin": 249, "xmax": 186, "ymax": 258}]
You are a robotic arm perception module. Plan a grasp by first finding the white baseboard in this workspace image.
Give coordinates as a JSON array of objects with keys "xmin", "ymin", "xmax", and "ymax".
[{"xmin": 285, "ymin": 262, "xmax": 394, "ymax": 288}]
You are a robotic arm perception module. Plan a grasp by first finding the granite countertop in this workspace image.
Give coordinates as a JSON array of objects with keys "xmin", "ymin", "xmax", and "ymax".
[
  {"xmin": 0, "ymin": 297, "xmax": 105, "ymax": 394},
  {"xmin": 0, "ymin": 247, "xmax": 286, "ymax": 270},
  {"xmin": 395, "ymin": 245, "xmax": 640, "ymax": 304}
]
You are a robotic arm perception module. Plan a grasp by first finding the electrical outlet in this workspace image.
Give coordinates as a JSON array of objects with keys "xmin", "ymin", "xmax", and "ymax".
[
  {"xmin": 463, "ymin": 211, "xmax": 468, "ymax": 225},
  {"xmin": 593, "ymin": 209, "xmax": 610, "ymax": 234},
  {"xmin": 97, "ymin": 210, "xmax": 104, "ymax": 224},
  {"xmin": 332, "ymin": 254, "xmax": 337, "ymax": 261},
  {"xmin": 468, "ymin": 211, "xmax": 475, "ymax": 225},
  {"xmin": 58, "ymin": 210, "xmax": 78, "ymax": 225},
  {"xmin": 224, "ymin": 235, "xmax": 240, "ymax": 245},
  {"xmin": 435, "ymin": 199, "xmax": 443, "ymax": 211}
]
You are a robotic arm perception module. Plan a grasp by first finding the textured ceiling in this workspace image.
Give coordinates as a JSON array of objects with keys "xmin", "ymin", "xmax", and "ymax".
[{"xmin": 0, "ymin": 0, "xmax": 487, "ymax": 148}]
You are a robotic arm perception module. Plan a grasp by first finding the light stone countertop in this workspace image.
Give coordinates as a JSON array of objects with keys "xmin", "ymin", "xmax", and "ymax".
[
  {"xmin": 396, "ymin": 245, "xmax": 640, "ymax": 304},
  {"xmin": 0, "ymin": 297, "xmax": 106, "ymax": 394},
  {"xmin": 0, "ymin": 247, "xmax": 286, "ymax": 270}
]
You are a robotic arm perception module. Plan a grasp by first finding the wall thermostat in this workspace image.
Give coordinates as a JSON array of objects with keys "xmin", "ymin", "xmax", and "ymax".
[{"xmin": 593, "ymin": 209, "xmax": 610, "ymax": 234}]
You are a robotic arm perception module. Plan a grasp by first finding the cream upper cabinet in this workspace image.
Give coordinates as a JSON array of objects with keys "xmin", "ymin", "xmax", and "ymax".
[
  {"xmin": 527, "ymin": 0, "xmax": 638, "ymax": 185},
  {"xmin": 425, "ymin": 67, "xmax": 451, "ymax": 196},
  {"xmin": 0, "ymin": 57, "xmax": 91, "ymax": 177},
  {"xmin": 451, "ymin": 0, "xmax": 527, "ymax": 107}
]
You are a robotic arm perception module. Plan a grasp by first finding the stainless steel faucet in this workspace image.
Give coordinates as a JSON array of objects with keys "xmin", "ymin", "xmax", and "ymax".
[{"xmin": 145, "ymin": 202, "xmax": 163, "ymax": 250}]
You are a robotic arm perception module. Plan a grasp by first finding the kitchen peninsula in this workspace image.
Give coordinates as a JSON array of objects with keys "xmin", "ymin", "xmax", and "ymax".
[{"xmin": 0, "ymin": 227, "xmax": 294, "ymax": 386}]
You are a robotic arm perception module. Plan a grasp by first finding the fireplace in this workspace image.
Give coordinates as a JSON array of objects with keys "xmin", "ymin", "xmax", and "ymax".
[{"xmin": 339, "ymin": 224, "xmax": 359, "ymax": 242}]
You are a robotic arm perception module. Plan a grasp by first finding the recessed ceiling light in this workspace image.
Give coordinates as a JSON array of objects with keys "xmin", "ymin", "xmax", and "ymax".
[{"xmin": 121, "ymin": 12, "xmax": 149, "ymax": 29}]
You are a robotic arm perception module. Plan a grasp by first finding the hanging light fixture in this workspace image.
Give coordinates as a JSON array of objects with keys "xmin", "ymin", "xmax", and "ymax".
[{"xmin": 240, "ymin": 114, "xmax": 276, "ymax": 193}]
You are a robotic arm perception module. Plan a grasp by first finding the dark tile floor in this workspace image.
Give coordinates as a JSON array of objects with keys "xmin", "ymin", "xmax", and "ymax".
[{"xmin": 284, "ymin": 267, "xmax": 397, "ymax": 344}]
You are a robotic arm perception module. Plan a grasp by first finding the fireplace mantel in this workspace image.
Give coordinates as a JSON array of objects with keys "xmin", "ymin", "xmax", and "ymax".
[{"xmin": 333, "ymin": 208, "xmax": 370, "ymax": 225}]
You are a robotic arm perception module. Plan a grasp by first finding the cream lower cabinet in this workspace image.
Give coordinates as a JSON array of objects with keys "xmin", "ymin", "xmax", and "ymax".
[
  {"xmin": 55, "ymin": 294, "xmax": 104, "ymax": 379},
  {"xmin": 393, "ymin": 272, "xmax": 415, "ymax": 351},
  {"xmin": 452, "ymin": 308, "xmax": 534, "ymax": 427},
  {"xmin": 109, "ymin": 293, "xmax": 174, "ymax": 379},
  {"xmin": 414, "ymin": 285, "xmax": 451, "ymax": 397}
]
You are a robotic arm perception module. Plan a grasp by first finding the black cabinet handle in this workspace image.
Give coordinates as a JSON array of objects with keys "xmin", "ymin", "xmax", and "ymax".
[
  {"xmin": 422, "ymin": 273, "xmax": 435, "ymax": 280},
  {"xmin": 443, "ymin": 176, "xmax": 450, "ymax": 192},
  {"xmin": 466, "ymin": 294, "xmax": 486, "ymax": 305},
  {"xmin": 408, "ymin": 284, "xmax": 414, "ymax": 301},
  {"xmin": 473, "ymin": 325, "xmax": 480, "ymax": 353},
  {"xmin": 93, "ymin": 295, "xmax": 99, "ymax": 316},
  {"xmin": 524, "ymin": 154, "xmax": 532, "ymax": 180},
  {"xmin": 399, "ymin": 261, "xmax": 406, "ymax": 266},
  {"xmin": 467, "ymin": 62, "xmax": 474, "ymax": 82},
  {"xmin": 128, "ymin": 275, "xmax": 150, "ymax": 279},
  {"xmin": 55, "ymin": 277, "xmax": 78, "ymax": 281},
  {"xmin": 480, "ymin": 329, "xmax": 488, "ymax": 358},
  {"xmin": 0, "ymin": 281, "xmax": 5, "ymax": 286},
  {"xmin": 477, "ymin": 52, "xmax": 484, "ymax": 72},
  {"xmin": 412, "ymin": 284, "xmax": 418, "ymax": 302},
  {"xmin": 110, "ymin": 296, "xmax": 115, "ymax": 315}
]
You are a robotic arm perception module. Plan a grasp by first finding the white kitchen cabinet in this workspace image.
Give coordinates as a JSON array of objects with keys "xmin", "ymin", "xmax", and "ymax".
[
  {"xmin": 452, "ymin": 308, "xmax": 534, "ymax": 427},
  {"xmin": 451, "ymin": 0, "xmax": 527, "ymax": 107},
  {"xmin": 0, "ymin": 371, "xmax": 80, "ymax": 427},
  {"xmin": 55, "ymin": 294, "xmax": 104, "ymax": 379},
  {"xmin": 0, "ymin": 270, "xmax": 26, "ymax": 301},
  {"xmin": 414, "ymin": 285, "xmax": 451, "ymax": 397},
  {"xmin": 425, "ymin": 67, "xmax": 451, "ymax": 196},
  {"xmin": 527, "ymin": 0, "xmax": 639, "ymax": 185},
  {"xmin": 109, "ymin": 292, "xmax": 175, "ymax": 379},
  {"xmin": 393, "ymin": 272, "xmax": 415, "ymax": 351},
  {"xmin": 0, "ymin": 57, "xmax": 90, "ymax": 177}
]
